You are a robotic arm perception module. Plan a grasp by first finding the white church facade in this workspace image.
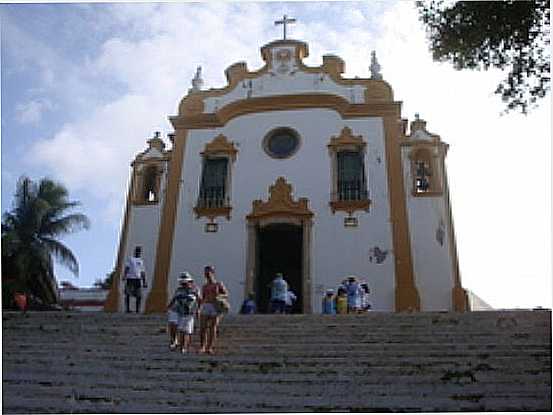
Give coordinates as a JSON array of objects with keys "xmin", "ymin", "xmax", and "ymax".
[{"xmin": 105, "ymin": 31, "xmax": 469, "ymax": 314}]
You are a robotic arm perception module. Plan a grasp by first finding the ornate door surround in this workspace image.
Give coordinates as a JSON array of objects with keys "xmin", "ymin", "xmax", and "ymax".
[{"xmin": 245, "ymin": 177, "xmax": 314, "ymax": 313}]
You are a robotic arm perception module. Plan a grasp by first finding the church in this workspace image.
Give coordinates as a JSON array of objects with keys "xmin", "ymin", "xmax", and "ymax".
[{"xmin": 104, "ymin": 17, "xmax": 469, "ymax": 314}]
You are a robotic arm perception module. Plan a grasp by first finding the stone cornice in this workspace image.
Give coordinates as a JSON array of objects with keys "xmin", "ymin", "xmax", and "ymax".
[{"xmin": 170, "ymin": 94, "xmax": 402, "ymax": 130}]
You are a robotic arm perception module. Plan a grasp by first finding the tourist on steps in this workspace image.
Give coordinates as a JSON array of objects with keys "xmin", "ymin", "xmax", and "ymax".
[
  {"xmin": 122, "ymin": 246, "xmax": 147, "ymax": 313},
  {"xmin": 199, "ymin": 265, "xmax": 228, "ymax": 355},
  {"xmin": 336, "ymin": 286, "xmax": 348, "ymax": 314},
  {"xmin": 240, "ymin": 292, "xmax": 257, "ymax": 314},
  {"xmin": 360, "ymin": 282, "xmax": 372, "ymax": 311},
  {"xmin": 345, "ymin": 275, "xmax": 363, "ymax": 313},
  {"xmin": 321, "ymin": 289, "xmax": 336, "ymax": 315},
  {"xmin": 285, "ymin": 289, "xmax": 297, "ymax": 314},
  {"xmin": 166, "ymin": 272, "xmax": 199, "ymax": 354},
  {"xmin": 269, "ymin": 273, "xmax": 288, "ymax": 314}
]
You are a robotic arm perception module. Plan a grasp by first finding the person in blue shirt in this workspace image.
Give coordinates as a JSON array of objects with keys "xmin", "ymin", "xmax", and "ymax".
[
  {"xmin": 269, "ymin": 273, "xmax": 288, "ymax": 314},
  {"xmin": 321, "ymin": 289, "xmax": 336, "ymax": 315},
  {"xmin": 345, "ymin": 275, "xmax": 363, "ymax": 313},
  {"xmin": 240, "ymin": 292, "xmax": 257, "ymax": 314}
]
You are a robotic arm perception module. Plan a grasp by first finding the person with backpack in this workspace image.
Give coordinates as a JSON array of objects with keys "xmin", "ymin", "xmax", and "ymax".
[
  {"xmin": 269, "ymin": 273, "xmax": 288, "ymax": 314},
  {"xmin": 166, "ymin": 272, "xmax": 199, "ymax": 354}
]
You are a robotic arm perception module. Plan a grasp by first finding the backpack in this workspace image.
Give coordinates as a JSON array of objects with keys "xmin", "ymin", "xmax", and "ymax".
[{"xmin": 175, "ymin": 291, "xmax": 197, "ymax": 315}]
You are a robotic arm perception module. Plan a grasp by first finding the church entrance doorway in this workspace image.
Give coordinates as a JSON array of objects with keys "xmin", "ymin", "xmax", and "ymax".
[
  {"xmin": 245, "ymin": 177, "xmax": 314, "ymax": 313},
  {"xmin": 255, "ymin": 224, "xmax": 303, "ymax": 313}
]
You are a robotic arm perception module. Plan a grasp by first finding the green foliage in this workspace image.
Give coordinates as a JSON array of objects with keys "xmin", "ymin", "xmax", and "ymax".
[
  {"xmin": 2, "ymin": 177, "xmax": 90, "ymax": 306},
  {"xmin": 417, "ymin": 0, "xmax": 550, "ymax": 113},
  {"xmin": 94, "ymin": 270, "xmax": 115, "ymax": 290}
]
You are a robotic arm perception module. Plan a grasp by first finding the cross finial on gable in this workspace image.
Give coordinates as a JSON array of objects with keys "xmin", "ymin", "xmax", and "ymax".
[{"xmin": 275, "ymin": 14, "xmax": 296, "ymax": 40}]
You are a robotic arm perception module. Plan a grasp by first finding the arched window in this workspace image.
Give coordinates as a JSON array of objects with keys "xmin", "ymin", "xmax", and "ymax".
[
  {"xmin": 327, "ymin": 127, "xmax": 370, "ymax": 215},
  {"xmin": 194, "ymin": 134, "xmax": 238, "ymax": 222},
  {"xmin": 142, "ymin": 165, "xmax": 159, "ymax": 202},
  {"xmin": 133, "ymin": 163, "xmax": 162, "ymax": 205},
  {"xmin": 410, "ymin": 147, "xmax": 442, "ymax": 196}
]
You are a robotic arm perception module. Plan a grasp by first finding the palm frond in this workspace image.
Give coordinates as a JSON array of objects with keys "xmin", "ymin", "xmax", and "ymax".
[
  {"xmin": 41, "ymin": 237, "xmax": 79, "ymax": 276},
  {"xmin": 41, "ymin": 213, "xmax": 91, "ymax": 237}
]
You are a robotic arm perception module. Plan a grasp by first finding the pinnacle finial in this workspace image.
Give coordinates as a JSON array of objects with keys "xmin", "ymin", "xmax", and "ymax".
[
  {"xmin": 370, "ymin": 50, "xmax": 382, "ymax": 80},
  {"xmin": 191, "ymin": 66, "xmax": 204, "ymax": 92}
]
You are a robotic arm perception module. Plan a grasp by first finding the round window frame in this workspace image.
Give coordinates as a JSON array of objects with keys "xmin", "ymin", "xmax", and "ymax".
[{"xmin": 262, "ymin": 127, "xmax": 302, "ymax": 160}]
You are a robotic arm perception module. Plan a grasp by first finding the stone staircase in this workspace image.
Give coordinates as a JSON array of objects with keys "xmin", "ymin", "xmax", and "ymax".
[{"xmin": 2, "ymin": 310, "xmax": 551, "ymax": 413}]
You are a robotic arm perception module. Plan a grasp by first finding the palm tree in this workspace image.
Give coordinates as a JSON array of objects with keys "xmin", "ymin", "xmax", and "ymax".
[{"xmin": 2, "ymin": 176, "xmax": 90, "ymax": 306}]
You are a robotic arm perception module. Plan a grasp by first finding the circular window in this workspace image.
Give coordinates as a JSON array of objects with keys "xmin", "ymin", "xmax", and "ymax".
[{"xmin": 263, "ymin": 128, "xmax": 301, "ymax": 159}]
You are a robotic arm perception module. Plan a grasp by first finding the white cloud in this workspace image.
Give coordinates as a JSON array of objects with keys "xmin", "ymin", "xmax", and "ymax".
[{"xmin": 15, "ymin": 99, "xmax": 53, "ymax": 124}]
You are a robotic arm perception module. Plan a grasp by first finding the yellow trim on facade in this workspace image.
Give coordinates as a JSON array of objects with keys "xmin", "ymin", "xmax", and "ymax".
[
  {"xmin": 382, "ymin": 115, "xmax": 421, "ymax": 312},
  {"xmin": 193, "ymin": 206, "xmax": 232, "ymax": 221},
  {"xmin": 176, "ymin": 39, "xmax": 394, "ymax": 119},
  {"xmin": 408, "ymin": 146, "xmax": 444, "ymax": 197},
  {"xmin": 200, "ymin": 134, "xmax": 238, "ymax": 161},
  {"xmin": 245, "ymin": 177, "xmax": 314, "ymax": 313},
  {"xmin": 171, "ymin": 94, "xmax": 402, "ymax": 129},
  {"xmin": 247, "ymin": 177, "xmax": 314, "ymax": 221},
  {"xmin": 194, "ymin": 134, "xmax": 238, "ymax": 221},
  {"xmin": 327, "ymin": 126, "xmax": 371, "ymax": 216},
  {"xmin": 144, "ymin": 129, "xmax": 188, "ymax": 313},
  {"xmin": 329, "ymin": 200, "xmax": 371, "ymax": 215},
  {"xmin": 327, "ymin": 126, "xmax": 367, "ymax": 152}
]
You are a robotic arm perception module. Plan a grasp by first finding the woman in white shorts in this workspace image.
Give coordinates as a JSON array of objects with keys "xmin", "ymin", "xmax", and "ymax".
[{"xmin": 199, "ymin": 265, "xmax": 228, "ymax": 355}]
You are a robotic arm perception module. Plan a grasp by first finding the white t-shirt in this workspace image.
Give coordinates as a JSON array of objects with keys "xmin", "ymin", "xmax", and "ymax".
[{"xmin": 125, "ymin": 257, "xmax": 145, "ymax": 280}]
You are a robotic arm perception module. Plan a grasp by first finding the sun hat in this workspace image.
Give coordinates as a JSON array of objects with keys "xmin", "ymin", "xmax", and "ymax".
[
  {"xmin": 178, "ymin": 271, "xmax": 194, "ymax": 283},
  {"xmin": 326, "ymin": 289, "xmax": 335, "ymax": 295}
]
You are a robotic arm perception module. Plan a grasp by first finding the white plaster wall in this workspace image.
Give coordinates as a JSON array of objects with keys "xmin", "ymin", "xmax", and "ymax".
[
  {"xmin": 168, "ymin": 109, "xmax": 396, "ymax": 312},
  {"xmin": 117, "ymin": 164, "xmax": 168, "ymax": 312},
  {"xmin": 203, "ymin": 72, "xmax": 366, "ymax": 113},
  {"xmin": 402, "ymin": 147, "xmax": 455, "ymax": 311}
]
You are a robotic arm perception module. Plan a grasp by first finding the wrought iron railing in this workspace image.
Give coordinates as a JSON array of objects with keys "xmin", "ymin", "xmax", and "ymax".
[
  {"xmin": 334, "ymin": 180, "xmax": 368, "ymax": 201},
  {"xmin": 197, "ymin": 186, "xmax": 228, "ymax": 208}
]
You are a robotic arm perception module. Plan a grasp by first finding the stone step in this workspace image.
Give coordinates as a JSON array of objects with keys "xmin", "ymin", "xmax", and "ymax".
[
  {"xmin": 2, "ymin": 310, "xmax": 550, "ymax": 413},
  {"xmin": 3, "ymin": 385, "xmax": 550, "ymax": 413}
]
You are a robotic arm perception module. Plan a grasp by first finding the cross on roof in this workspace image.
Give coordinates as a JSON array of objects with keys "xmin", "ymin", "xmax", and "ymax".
[{"xmin": 275, "ymin": 15, "xmax": 296, "ymax": 40}]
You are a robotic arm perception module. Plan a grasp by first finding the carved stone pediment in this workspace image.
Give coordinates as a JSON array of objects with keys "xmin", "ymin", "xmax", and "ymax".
[
  {"xmin": 247, "ymin": 177, "xmax": 313, "ymax": 221},
  {"xmin": 327, "ymin": 127, "xmax": 366, "ymax": 152},
  {"xmin": 201, "ymin": 134, "xmax": 238, "ymax": 161}
]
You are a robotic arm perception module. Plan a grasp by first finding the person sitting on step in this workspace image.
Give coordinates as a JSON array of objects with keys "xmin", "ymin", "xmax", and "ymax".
[{"xmin": 240, "ymin": 292, "xmax": 257, "ymax": 314}]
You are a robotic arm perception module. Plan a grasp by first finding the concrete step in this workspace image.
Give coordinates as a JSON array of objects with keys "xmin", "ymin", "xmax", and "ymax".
[{"xmin": 2, "ymin": 310, "xmax": 551, "ymax": 413}]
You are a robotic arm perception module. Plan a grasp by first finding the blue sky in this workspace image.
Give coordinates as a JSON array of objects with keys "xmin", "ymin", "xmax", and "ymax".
[{"xmin": 1, "ymin": 2, "xmax": 551, "ymax": 309}]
